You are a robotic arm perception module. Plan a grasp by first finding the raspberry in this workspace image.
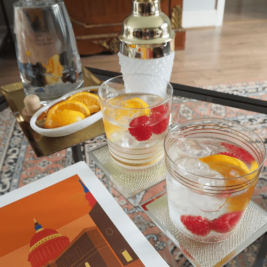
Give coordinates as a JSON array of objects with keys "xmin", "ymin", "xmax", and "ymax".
[
  {"xmin": 129, "ymin": 116, "xmax": 152, "ymax": 141},
  {"xmin": 150, "ymin": 112, "xmax": 169, "ymax": 135},
  {"xmin": 152, "ymin": 103, "xmax": 169, "ymax": 115},
  {"xmin": 221, "ymin": 142, "xmax": 255, "ymax": 164},
  {"xmin": 180, "ymin": 215, "xmax": 211, "ymax": 236},
  {"xmin": 210, "ymin": 212, "xmax": 243, "ymax": 233}
]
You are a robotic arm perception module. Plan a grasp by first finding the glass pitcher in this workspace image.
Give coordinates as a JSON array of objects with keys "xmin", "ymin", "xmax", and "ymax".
[{"xmin": 13, "ymin": 0, "xmax": 83, "ymax": 104}]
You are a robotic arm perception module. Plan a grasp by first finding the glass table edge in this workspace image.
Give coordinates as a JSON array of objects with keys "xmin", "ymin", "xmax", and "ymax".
[
  {"xmin": 139, "ymin": 190, "xmax": 267, "ymax": 267},
  {"xmin": 88, "ymin": 144, "xmax": 166, "ymax": 199},
  {"xmin": 88, "ymin": 68, "xmax": 267, "ymax": 115}
]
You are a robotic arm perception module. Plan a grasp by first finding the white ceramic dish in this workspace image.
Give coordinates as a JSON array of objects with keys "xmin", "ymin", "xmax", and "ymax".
[{"xmin": 30, "ymin": 86, "xmax": 102, "ymax": 137}]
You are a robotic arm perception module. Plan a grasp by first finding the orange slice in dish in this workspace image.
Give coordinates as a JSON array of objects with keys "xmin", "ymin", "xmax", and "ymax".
[
  {"xmin": 68, "ymin": 92, "xmax": 100, "ymax": 113},
  {"xmin": 47, "ymin": 100, "xmax": 90, "ymax": 117},
  {"xmin": 44, "ymin": 110, "xmax": 85, "ymax": 129},
  {"xmin": 44, "ymin": 100, "xmax": 90, "ymax": 129}
]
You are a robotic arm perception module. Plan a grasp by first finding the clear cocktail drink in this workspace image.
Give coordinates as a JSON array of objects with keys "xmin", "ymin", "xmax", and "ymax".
[
  {"xmin": 164, "ymin": 119, "xmax": 266, "ymax": 242},
  {"xmin": 99, "ymin": 75, "xmax": 173, "ymax": 169}
]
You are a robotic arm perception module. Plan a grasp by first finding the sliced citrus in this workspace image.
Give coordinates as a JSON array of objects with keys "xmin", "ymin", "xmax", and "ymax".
[
  {"xmin": 44, "ymin": 110, "xmax": 85, "ymax": 128},
  {"xmin": 108, "ymin": 97, "xmax": 150, "ymax": 121},
  {"xmin": 47, "ymin": 100, "xmax": 90, "ymax": 118},
  {"xmin": 103, "ymin": 118, "xmax": 124, "ymax": 139},
  {"xmin": 250, "ymin": 160, "xmax": 259, "ymax": 172},
  {"xmin": 68, "ymin": 92, "xmax": 100, "ymax": 113},
  {"xmin": 87, "ymin": 105, "xmax": 101, "ymax": 114},
  {"xmin": 199, "ymin": 154, "xmax": 257, "ymax": 212},
  {"xmin": 199, "ymin": 154, "xmax": 250, "ymax": 178},
  {"xmin": 43, "ymin": 54, "xmax": 64, "ymax": 79}
]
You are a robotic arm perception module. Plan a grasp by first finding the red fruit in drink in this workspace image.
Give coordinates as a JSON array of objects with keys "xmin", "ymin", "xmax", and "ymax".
[
  {"xmin": 129, "ymin": 116, "xmax": 153, "ymax": 141},
  {"xmin": 221, "ymin": 142, "xmax": 255, "ymax": 164},
  {"xmin": 210, "ymin": 211, "xmax": 243, "ymax": 233},
  {"xmin": 152, "ymin": 103, "xmax": 169, "ymax": 115},
  {"xmin": 150, "ymin": 112, "xmax": 169, "ymax": 135},
  {"xmin": 180, "ymin": 215, "xmax": 211, "ymax": 236}
]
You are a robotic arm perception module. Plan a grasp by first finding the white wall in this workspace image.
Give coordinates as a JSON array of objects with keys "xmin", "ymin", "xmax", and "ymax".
[
  {"xmin": 183, "ymin": 0, "xmax": 216, "ymax": 11},
  {"xmin": 182, "ymin": 0, "xmax": 225, "ymax": 28}
]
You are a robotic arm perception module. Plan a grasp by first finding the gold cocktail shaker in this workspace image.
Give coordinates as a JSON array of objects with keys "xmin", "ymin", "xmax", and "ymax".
[{"xmin": 118, "ymin": 0, "xmax": 176, "ymax": 81}]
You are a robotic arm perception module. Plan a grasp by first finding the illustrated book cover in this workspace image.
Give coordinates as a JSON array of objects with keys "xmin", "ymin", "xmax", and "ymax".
[{"xmin": 0, "ymin": 162, "xmax": 168, "ymax": 267}]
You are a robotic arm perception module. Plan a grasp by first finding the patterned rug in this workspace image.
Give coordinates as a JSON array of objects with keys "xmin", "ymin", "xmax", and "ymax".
[{"xmin": 1, "ymin": 81, "xmax": 267, "ymax": 267}]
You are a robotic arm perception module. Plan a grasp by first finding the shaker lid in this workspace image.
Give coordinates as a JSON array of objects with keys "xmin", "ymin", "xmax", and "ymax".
[{"xmin": 119, "ymin": 0, "xmax": 175, "ymax": 59}]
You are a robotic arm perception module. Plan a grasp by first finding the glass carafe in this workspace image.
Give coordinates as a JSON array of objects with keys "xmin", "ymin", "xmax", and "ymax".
[{"xmin": 13, "ymin": 0, "xmax": 83, "ymax": 104}]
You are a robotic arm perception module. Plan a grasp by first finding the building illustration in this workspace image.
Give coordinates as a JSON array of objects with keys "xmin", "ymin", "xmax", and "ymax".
[
  {"xmin": 45, "ymin": 226, "xmax": 127, "ymax": 267},
  {"xmin": 28, "ymin": 220, "xmax": 70, "ymax": 267},
  {"xmin": 27, "ymin": 179, "xmax": 144, "ymax": 267}
]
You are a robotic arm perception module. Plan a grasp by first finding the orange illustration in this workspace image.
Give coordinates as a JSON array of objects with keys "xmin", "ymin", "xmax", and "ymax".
[{"xmin": 0, "ymin": 175, "xmax": 144, "ymax": 267}]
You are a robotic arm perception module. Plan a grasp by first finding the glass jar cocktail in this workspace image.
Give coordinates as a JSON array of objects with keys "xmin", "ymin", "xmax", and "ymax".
[
  {"xmin": 164, "ymin": 119, "xmax": 266, "ymax": 242},
  {"xmin": 98, "ymin": 74, "xmax": 173, "ymax": 169}
]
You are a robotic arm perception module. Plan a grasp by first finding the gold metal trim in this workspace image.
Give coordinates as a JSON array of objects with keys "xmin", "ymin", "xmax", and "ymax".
[
  {"xmin": 92, "ymin": 38, "xmax": 120, "ymax": 53},
  {"xmin": 171, "ymin": 5, "xmax": 182, "ymax": 29},
  {"xmin": 119, "ymin": 40, "xmax": 175, "ymax": 59},
  {"xmin": 76, "ymin": 33, "xmax": 119, "ymax": 40},
  {"xmin": 29, "ymin": 233, "xmax": 62, "ymax": 252},
  {"xmin": 70, "ymin": 17, "xmax": 121, "ymax": 29},
  {"xmin": 1, "ymin": 82, "xmax": 23, "ymax": 93}
]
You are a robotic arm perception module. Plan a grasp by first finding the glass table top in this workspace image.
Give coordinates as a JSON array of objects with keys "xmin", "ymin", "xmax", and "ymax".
[
  {"xmin": 1, "ymin": 67, "xmax": 267, "ymax": 267},
  {"xmin": 86, "ymin": 67, "xmax": 267, "ymax": 267}
]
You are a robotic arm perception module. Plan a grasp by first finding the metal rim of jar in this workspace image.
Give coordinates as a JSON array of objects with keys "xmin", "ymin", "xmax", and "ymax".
[{"xmin": 164, "ymin": 118, "xmax": 266, "ymax": 195}]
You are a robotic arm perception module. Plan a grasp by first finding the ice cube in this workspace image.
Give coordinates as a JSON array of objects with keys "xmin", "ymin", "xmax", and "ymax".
[
  {"xmin": 176, "ymin": 158, "xmax": 212, "ymax": 177},
  {"xmin": 167, "ymin": 173, "xmax": 226, "ymax": 215},
  {"xmin": 168, "ymin": 138, "xmax": 211, "ymax": 161},
  {"xmin": 175, "ymin": 158, "xmax": 225, "ymax": 186},
  {"xmin": 171, "ymin": 158, "xmax": 226, "ymax": 213},
  {"xmin": 198, "ymin": 139, "xmax": 226, "ymax": 155},
  {"xmin": 168, "ymin": 138, "xmax": 226, "ymax": 162}
]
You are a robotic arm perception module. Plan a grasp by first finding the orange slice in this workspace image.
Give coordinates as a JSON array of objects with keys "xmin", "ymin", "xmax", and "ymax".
[
  {"xmin": 121, "ymin": 98, "xmax": 149, "ymax": 110},
  {"xmin": 44, "ymin": 110, "xmax": 85, "ymax": 128},
  {"xmin": 108, "ymin": 97, "xmax": 150, "ymax": 122},
  {"xmin": 43, "ymin": 54, "xmax": 64, "ymax": 79},
  {"xmin": 68, "ymin": 92, "xmax": 100, "ymax": 113},
  {"xmin": 199, "ymin": 154, "xmax": 250, "ymax": 179},
  {"xmin": 47, "ymin": 100, "xmax": 90, "ymax": 118},
  {"xmin": 103, "ymin": 118, "xmax": 124, "ymax": 139},
  {"xmin": 199, "ymin": 154, "xmax": 257, "ymax": 212}
]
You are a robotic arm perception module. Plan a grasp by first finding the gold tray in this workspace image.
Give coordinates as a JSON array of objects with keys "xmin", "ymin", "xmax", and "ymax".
[{"xmin": 0, "ymin": 68, "xmax": 105, "ymax": 157}]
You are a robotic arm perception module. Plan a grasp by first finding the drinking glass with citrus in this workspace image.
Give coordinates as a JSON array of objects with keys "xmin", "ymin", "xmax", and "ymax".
[
  {"xmin": 164, "ymin": 119, "xmax": 266, "ymax": 242},
  {"xmin": 98, "ymin": 74, "xmax": 173, "ymax": 169}
]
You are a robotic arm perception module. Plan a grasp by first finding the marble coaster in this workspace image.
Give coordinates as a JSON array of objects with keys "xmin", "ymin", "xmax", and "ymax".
[
  {"xmin": 140, "ymin": 191, "xmax": 267, "ymax": 267},
  {"xmin": 88, "ymin": 144, "xmax": 166, "ymax": 198}
]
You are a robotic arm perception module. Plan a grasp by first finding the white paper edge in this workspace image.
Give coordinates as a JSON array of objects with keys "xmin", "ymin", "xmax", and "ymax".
[{"xmin": 0, "ymin": 162, "xmax": 169, "ymax": 267}]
